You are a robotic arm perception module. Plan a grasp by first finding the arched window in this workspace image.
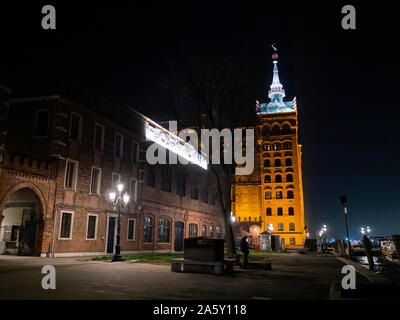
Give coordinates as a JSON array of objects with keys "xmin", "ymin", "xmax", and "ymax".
[
  {"xmin": 282, "ymin": 124, "xmax": 291, "ymax": 135},
  {"xmin": 289, "ymin": 223, "xmax": 295, "ymax": 231},
  {"xmin": 283, "ymin": 142, "xmax": 292, "ymax": 150},
  {"xmin": 274, "ymin": 159, "xmax": 281, "ymax": 167},
  {"xmin": 265, "ymin": 191, "xmax": 272, "ymax": 199},
  {"xmin": 276, "ymin": 191, "xmax": 283, "ymax": 199},
  {"xmin": 157, "ymin": 219, "xmax": 170, "ymax": 243},
  {"xmin": 189, "ymin": 223, "xmax": 198, "ymax": 237},
  {"xmin": 277, "ymin": 207, "xmax": 283, "ymax": 216},
  {"xmin": 249, "ymin": 216, "xmax": 252, "ymax": 222},
  {"xmin": 202, "ymin": 224, "xmax": 207, "ymax": 236},
  {"xmin": 273, "ymin": 143, "xmax": 281, "ymax": 151},
  {"xmin": 144, "ymin": 217, "xmax": 153, "ymax": 243},
  {"xmin": 264, "ymin": 175, "xmax": 271, "ymax": 183},
  {"xmin": 271, "ymin": 125, "xmax": 281, "ymax": 136},
  {"xmin": 278, "ymin": 223, "xmax": 284, "ymax": 231},
  {"xmin": 264, "ymin": 159, "xmax": 270, "ymax": 167},
  {"xmin": 285, "ymin": 158, "xmax": 292, "ymax": 166},
  {"xmin": 209, "ymin": 225, "xmax": 214, "ymax": 238},
  {"xmin": 263, "ymin": 144, "xmax": 271, "ymax": 151},
  {"xmin": 266, "ymin": 208, "xmax": 272, "ymax": 216},
  {"xmin": 262, "ymin": 126, "xmax": 270, "ymax": 137},
  {"xmin": 287, "ymin": 190, "xmax": 294, "ymax": 199},
  {"xmin": 275, "ymin": 174, "xmax": 282, "ymax": 183},
  {"xmin": 286, "ymin": 174, "xmax": 293, "ymax": 182},
  {"xmin": 288, "ymin": 207, "xmax": 294, "ymax": 216}
]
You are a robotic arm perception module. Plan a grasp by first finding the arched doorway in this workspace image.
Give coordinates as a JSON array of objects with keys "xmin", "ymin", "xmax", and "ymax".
[{"xmin": 0, "ymin": 188, "xmax": 44, "ymax": 256}]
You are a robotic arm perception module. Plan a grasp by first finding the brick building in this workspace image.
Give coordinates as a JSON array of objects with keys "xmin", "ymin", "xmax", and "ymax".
[{"xmin": 0, "ymin": 84, "xmax": 224, "ymax": 257}]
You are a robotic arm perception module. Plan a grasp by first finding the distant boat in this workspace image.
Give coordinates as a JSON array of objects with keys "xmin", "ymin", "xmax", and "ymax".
[{"xmin": 380, "ymin": 238, "xmax": 397, "ymax": 259}]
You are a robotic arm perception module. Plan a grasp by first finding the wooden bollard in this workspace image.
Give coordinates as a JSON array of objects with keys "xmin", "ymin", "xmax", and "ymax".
[{"xmin": 363, "ymin": 235, "xmax": 374, "ymax": 271}]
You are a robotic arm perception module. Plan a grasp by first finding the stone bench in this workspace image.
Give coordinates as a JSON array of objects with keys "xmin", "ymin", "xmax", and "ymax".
[{"xmin": 170, "ymin": 258, "xmax": 223, "ymax": 274}]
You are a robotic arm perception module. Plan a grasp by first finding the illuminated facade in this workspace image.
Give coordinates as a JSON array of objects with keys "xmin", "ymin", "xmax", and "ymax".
[{"xmin": 232, "ymin": 56, "xmax": 306, "ymax": 248}]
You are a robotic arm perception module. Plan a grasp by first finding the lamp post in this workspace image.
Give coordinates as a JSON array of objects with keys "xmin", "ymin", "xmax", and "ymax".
[
  {"xmin": 339, "ymin": 196, "xmax": 351, "ymax": 257},
  {"xmin": 108, "ymin": 183, "xmax": 130, "ymax": 262},
  {"xmin": 230, "ymin": 211, "xmax": 236, "ymax": 224}
]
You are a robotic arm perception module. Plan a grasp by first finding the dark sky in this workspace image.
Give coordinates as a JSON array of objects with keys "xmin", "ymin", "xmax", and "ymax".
[{"xmin": 1, "ymin": 1, "xmax": 399, "ymax": 239}]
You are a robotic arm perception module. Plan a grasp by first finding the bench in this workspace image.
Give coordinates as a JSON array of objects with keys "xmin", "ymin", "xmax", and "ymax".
[{"xmin": 170, "ymin": 258, "xmax": 223, "ymax": 274}]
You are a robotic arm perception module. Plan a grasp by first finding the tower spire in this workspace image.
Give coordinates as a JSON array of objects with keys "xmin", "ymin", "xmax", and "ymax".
[{"xmin": 268, "ymin": 60, "xmax": 285, "ymax": 99}]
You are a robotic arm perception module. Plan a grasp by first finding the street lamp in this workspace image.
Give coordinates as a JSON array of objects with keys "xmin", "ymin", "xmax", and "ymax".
[
  {"xmin": 230, "ymin": 211, "xmax": 236, "ymax": 223},
  {"xmin": 339, "ymin": 196, "xmax": 352, "ymax": 257},
  {"xmin": 108, "ymin": 183, "xmax": 130, "ymax": 262}
]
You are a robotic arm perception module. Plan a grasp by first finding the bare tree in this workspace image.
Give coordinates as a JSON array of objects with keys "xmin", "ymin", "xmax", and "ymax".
[{"xmin": 156, "ymin": 56, "xmax": 256, "ymax": 254}]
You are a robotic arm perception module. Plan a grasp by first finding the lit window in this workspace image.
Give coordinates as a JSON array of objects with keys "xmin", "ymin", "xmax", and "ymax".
[
  {"xmin": 144, "ymin": 217, "xmax": 153, "ymax": 243},
  {"xmin": 276, "ymin": 191, "xmax": 283, "ymax": 199},
  {"xmin": 216, "ymin": 226, "xmax": 222, "ymax": 239},
  {"xmin": 278, "ymin": 223, "xmax": 284, "ymax": 231},
  {"xmin": 265, "ymin": 191, "xmax": 272, "ymax": 200},
  {"xmin": 189, "ymin": 223, "xmax": 198, "ymax": 237},
  {"xmin": 202, "ymin": 224, "xmax": 207, "ymax": 236},
  {"xmin": 209, "ymin": 225, "xmax": 214, "ymax": 238},
  {"xmin": 289, "ymin": 223, "xmax": 295, "ymax": 231},
  {"xmin": 290, "ymin": 237, "xmax": 296, "ymax": 244},
  {"xmin": 157, "ymin": 219, "xmax": 171, "ymax": 243}
]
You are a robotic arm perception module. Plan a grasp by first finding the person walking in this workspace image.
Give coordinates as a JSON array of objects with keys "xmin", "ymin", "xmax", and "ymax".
[{"xmin": 240, "ymin": 236, "xmax": 249, "ymax": 268}]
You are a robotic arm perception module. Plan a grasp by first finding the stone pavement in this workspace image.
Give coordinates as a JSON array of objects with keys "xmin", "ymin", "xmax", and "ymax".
[{"xmin": 0, "ymin": 253, "xmax": 372, "ymax": 300}]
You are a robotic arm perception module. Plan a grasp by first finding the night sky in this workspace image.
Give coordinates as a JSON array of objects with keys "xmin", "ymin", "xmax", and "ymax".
[{"xmin": 1, "ymin": 2, "xmax": 399, "ymax": 239}]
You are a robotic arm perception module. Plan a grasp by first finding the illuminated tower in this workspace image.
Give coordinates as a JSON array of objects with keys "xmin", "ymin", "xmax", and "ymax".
[{"xmin": 233, "ymin": 53, "xmax": 306, "ymax": 248}]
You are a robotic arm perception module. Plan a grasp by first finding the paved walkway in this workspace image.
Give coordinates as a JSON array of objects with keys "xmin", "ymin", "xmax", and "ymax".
[{"xmin": 0, "ymin": 253, "xmax": 370, "ymax": 299}]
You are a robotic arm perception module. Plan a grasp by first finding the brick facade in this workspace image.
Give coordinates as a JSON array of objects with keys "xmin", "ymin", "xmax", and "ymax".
[{"xmin": 0, "ymin": 91, "xmax": 224, "ymax": 257}]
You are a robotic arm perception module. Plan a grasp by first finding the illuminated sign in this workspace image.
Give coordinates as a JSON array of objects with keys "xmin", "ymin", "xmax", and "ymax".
[{"xmin": 145, "ymin": 122, "xmax": 208, "ymax": 170}]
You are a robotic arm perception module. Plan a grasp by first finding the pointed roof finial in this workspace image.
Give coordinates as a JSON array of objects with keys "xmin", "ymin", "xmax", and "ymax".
[{"xmin": 268, "ymin": 46, "xmax": 285, "ymax": 99}]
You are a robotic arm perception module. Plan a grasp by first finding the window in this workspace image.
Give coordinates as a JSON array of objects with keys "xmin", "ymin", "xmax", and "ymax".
[
  {"xmin": 190, "ymin": 180, "xmax": 198, "ymax": 200},
  {"xmin": 90, "ymin": 167, "xmax": 101, "ymax": 195},
  {"xmin": 143, "ymin": 217, "xmax": 153, "ymax": 243},
  {"xmin": 264, "ymin": 175, "xmax": 271, "ymax": 183},
  {"xmin": 285, "ymin": 158, "xmax": 292, "ymax": 166},
  {"xmin": 94, "ymin": 123, "xmax": 105, "ymax": 149},
  {"xmin": 161, "ymin": 166, "xmax": 171, "ymax": 192},
  {"xmin": 271, "ymin": 125, "xmax": 281, "ymax": 136},
  {"xmin": 287, "ymin": 190, "xmax": 294, "ymax": 199},
  {"xmin": 129, "ymin": 178, "xmax": 138, "ymax": 202},
  {"xmin": 33, "ymin": 109, "xmax": 50, "ymax": 137},
  {"xmin": 86, "ymin": 215, "xmax": 97, "ymax": 240},
  {"xmin": 131, "ymin": 141, "xmax": 139, "ymax": 163},
  {"xmin": 157, "ymin": 219, "xmax": 170, "ymax": 243},
  {"xmin": 264, "ymin": 159, "xmax": 270, "ymax": 167},
  {"xmin": 288, "ymin": 207, "xmax": 294, "ymax": 216},
  {"xmin": 290, "ymin": 237, "xmax": 296, "ymax": 244},
  {"xmin": 265, "ymin": 191, "xmax": 272, "ymax": 200},
  {"xmin": 146, "ymin": 165, "xmax": 155, "ymax": 187},
  {"xmin": 289, "ymin": 223, "xmax": 295, "ymax": 231},
  {"xmin": 283, "ymin": 142, "xmax": 292, "ymax": 150},
  {"xmin": 69, "ymin": 112, "xmax": 82, "ymax": 141},
  {"xmin": 273, "ymin": 143, "xmax": 281, "ymax": 151},
  {"xmin": 111, "ymin": 172, "xmax": 121, "ymax": 189},
  {"xmin": 282, "ymin": 124, "xmax": 291, "ymax": 135},
  {"xmin": 216, "ymin": 226, "xmax": 222, "ymax": 239},
  {"xmin": 189, "ymin": 223, "xmax": 198, "ymax": 237},
  {"xmin": 274, "ymin": 159, "xmax": 281, "ymax": 167},
  {"xmin": 266, "ymin": 207, "xmax": 271, "ymax": 216},
  {"xmin": 209, "ymin": 225, "xmax": 214, "ymax": 238},
  {"xmin": 276, "ymin": 191, "xmax": 283, "ymax": 199},
  {"xmin": 277, "ymin": 207, "xmax": 283, "ymax": 216},
  {"xmin": 286, "ymin": 174, "xmax": 293, "ymax": 182},
  {"xmin": 201, "ymin": 188, "xmax": 209, "ymax": 203},
  {"xmin": 60, "ymin": 211, "xmax": 73, "ymax": 239},
  {"xmin": 275, "ymin": 174, "xmax": 282, "ymax": 183},
  {"xmin": 263, "ymin": 144, "xmax": 271, "ymax": 151},
  {"xmin": 114, "ymin": 133, "xmax": 124, "ymax": 158},
  {"xmin": 176, "ymin": 171, "xmax": 186, "ymax": 196},
  {"xmin": 127, "ymin": 219, "xmax": 135, "ymax": 241},
  {"xmin": 262, "ymin": 126, "xmax": 270, "ymax": 137},
  {"xmin": 64, "ymin": 159, "xmax": 78, "ymax": 189},
  {"xmin": 278, "ymin": 223, "xmax": 284, "ymax": 231},
  {"xmin": 202, "ymin": 224, "xmax": 207, "ymax": 236}
]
